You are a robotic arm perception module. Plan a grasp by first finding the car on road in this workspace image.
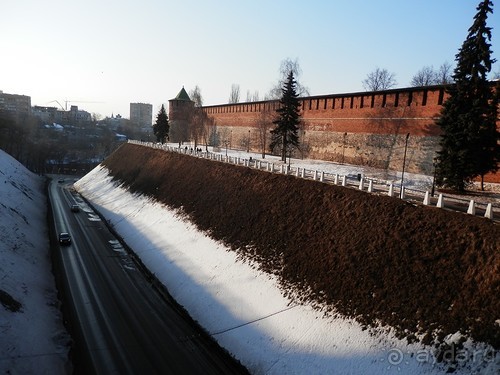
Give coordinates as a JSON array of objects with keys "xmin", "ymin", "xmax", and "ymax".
[
  {"xmin": 59, "ymin": 232, "xmax": 71, "ymax": 246},
  {"xmin": 71, "ymin": 204, "xmax": 80, "ymax": 212}
]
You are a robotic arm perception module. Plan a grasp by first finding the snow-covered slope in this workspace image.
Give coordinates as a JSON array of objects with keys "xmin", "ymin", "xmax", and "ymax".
[
  {"xmin": 0, "ymin": 150, "xmax": 70, "ymax": 374},
  {"xmin": 75, "ymin": 165, "xmax": 499, "ymax": 375}
]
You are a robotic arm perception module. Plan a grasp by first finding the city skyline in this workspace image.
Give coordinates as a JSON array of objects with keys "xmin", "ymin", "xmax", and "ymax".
[{"xmin": 1, "ymin": 0, "xmax": 498, "ymax": 118}]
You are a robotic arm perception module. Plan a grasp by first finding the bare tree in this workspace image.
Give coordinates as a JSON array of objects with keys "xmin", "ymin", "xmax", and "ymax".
[
  {"xmin": 186, "ymin": 86, "xmax": 205, "ymax": 148},
  {"xmin": 410, "ymin": 66, "xmax": 436, "ymax": 86},
  {"xmin": 411, "ymin": 62, "xmax": 454, "ymax": 87},
  {"xmin": 189, "ymin": 108, "xmax": 206, "ymax": 149},
  {"xmin": 189, "ymin": 85, "xmax": 203, "ymax": 107},
  {"xmin": 267, "ymin": 57, "xmax": 310, "ymax": 99},
  {"xmin": 245, "ymin": 90, "xmax": 260, "ymax": 102},
  {"xmin": 204, "ymin": 115, "xmax": 217, "ymax": 151},
  {"xmin": 435, "ymin": 62, "xmax": 454, "ymax": 85},
  {"xmin": 362, "ymin": 67, "xmax": 397, "ymax": 91},
  {"xmin": 228, "ymin": 84, "xmax": 240, "ymax": 103}
]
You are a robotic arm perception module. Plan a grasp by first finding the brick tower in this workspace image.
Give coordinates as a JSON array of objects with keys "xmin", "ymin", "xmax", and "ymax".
[{"xmin": 168, "ymin": 87, "xmax": 194, "ymax": 144}]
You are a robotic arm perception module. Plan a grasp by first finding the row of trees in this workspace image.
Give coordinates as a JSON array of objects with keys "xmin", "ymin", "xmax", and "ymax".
[
  {"xmin": 0, "ymin": 111, "xmax": 125, "ymax": 174},
  {"xmin": 227, "ymin": 59, "xmax": 498, "ymax": 103}
]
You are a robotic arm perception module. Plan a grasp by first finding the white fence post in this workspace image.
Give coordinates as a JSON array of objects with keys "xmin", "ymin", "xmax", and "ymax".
[
  {"xmin": 388, "ymin": 183, "xmax": 394, "ymax": 197},
  {"xmin": 368, "ymin": 180, "xmax": 373, "ymax": 193},
  {"xmin": 301, "ymin": 168, "xmax": 305, "ymax": 178},
  {"xmin": 358, "ymin": 177, "xmax": 364, "ymax": 190},
  {"xmin": 296, "ymin": 167, "xmax": 300, "ymax": 177},
  {"xmin": 334, "ymin": 174, "xmax": 339, "ymax": 185},
  {"xmin": 467, "ymin": 200, "xmax": 476, "ymax": 215},
  {"xmin": 423, "ymin": 191, "xmax": 431, "ymax": 205},
  {"xmin": 436, "ymin": 194, "xmax": 444, "ymax": 208},
  {"xmin": 342, "ymin": 175, "xmax": 346, "ymax": 186},
  {"xmin": 485, "ymin": 203, "xmax": 494, "ymax": 219},
  {"xmin": 400, "ymin": 186, "xmax": 405, "ymax": 199}
]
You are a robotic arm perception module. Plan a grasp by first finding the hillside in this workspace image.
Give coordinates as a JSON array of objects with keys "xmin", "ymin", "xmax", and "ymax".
[
  {"xmin": 0, "ymin": 150, "xmax": 70, "ymax": 373},
  {"xmin": 102, "ymin": 143, "xmax": 499, "ymax": 351}
]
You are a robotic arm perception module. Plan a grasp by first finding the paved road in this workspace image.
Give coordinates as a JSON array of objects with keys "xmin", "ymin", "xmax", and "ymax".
[{"xmin": 48, "ymin": 177, "xmax": 248, "ymax": 374}]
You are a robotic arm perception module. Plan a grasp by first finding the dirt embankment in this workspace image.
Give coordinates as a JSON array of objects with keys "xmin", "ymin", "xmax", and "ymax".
[{"xmin": 103, "ymin": 143, "xmax": 500, "ymax": 349}]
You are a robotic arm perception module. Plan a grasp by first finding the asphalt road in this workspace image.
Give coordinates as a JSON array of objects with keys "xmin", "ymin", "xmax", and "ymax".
[{"xmin": 48, "ymin": 177, "xmax": 249, "ymax": 375}]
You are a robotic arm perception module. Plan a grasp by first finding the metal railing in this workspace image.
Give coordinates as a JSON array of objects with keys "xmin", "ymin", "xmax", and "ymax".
[{"xmin": 128, "ymin": 140, "xmax": 498, "ymax": 221}]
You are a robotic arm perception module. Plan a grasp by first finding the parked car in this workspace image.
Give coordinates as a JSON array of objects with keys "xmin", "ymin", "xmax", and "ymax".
[
  {"xmin": 59, "ymin": 232, "xmax": 71, "ymax": 246},
  {"xmin": 71, "ymin": 204, "xmax": 80, "ymax": 212}
]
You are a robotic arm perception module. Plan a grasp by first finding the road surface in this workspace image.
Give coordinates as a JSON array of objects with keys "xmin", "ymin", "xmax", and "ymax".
[{"xmin": 48, "ymin": 177, "xmax": 249, "ymax": 374}]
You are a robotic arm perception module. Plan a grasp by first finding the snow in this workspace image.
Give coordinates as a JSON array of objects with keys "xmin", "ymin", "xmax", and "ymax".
[
  {"xmin": 0, "ymin": 150, "xmax": 70, "ymax": 374},
  {"xmin": 1, "ymin": 144, "xmax": 498, "ymax": 374}
]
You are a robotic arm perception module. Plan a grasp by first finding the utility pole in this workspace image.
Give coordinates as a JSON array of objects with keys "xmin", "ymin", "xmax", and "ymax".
[{"xmin": 400, "ymin": 133, "xmax": 410, "ymax": 199}]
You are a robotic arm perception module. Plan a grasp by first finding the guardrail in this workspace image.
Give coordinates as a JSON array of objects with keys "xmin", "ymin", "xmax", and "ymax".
[{"xmin": 128, "ymin": 140, "xmax": 497, "ymax": 221}]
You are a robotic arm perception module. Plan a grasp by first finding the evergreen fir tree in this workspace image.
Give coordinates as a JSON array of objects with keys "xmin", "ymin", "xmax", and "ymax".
[
  {"xmin": 153, "ymin": 104, "xmax": 169, "ymax": 144},
  {"xmin": 435, "ymin": 0, "xmax": 499, "ymax": 191},
  {"xmin": 270, "ymin": 71, "xmax": 302, "ymax": 162}
]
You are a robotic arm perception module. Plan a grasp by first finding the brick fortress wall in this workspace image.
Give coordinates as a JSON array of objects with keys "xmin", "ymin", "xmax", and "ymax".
[{"xmin": 200, "ymin": 85, "xmax": 498, "ymax": 182}]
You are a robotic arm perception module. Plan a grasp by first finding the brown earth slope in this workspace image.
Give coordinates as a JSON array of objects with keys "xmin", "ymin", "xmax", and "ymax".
[{"xmin": 103, "ymin": 143, "xmax": 499, "ymax": 349}]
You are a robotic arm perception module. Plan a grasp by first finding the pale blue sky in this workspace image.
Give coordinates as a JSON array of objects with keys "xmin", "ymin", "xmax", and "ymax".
[{"xmin": 1, "ymin": 0, "xmax": 499, "ymax": 118}]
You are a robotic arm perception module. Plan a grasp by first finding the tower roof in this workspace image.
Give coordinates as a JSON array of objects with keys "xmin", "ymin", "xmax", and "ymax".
[{"xmin": 171, "ymin": 87, "xmax": 192, "ymax": 101}]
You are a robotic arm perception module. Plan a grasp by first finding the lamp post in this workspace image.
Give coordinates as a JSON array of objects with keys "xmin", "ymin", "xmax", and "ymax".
[
  {"xmin": 431, "ymin": 156, "xmax": 437, "ymax": 197},
  {"xmin": 400, "ymin": 133, "xmax": 410, "ymax": 199},
  {"xmin": 247, "ymin": 130, "xmax": 250, "ymax": 153}
]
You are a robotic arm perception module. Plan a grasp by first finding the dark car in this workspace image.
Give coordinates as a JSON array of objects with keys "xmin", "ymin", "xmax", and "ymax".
[
  {"xmin": 71, "ymin": 204, "xmax": 80, "ymax": 212},
  {"xmin": 59, "ymin": 232, "xmax": 71, "ymax": 246}
]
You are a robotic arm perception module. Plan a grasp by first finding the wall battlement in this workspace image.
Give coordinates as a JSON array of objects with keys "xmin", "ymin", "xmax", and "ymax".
[
  {"xmin": 199, "ymin": 84, "xmax": 498, "ymax": 182},
  {"xmin": 201, "ymin": 85, "xmax": 448, "ymax": 176}
]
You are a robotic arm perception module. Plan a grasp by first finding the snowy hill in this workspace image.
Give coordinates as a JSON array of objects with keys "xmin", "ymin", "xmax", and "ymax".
[
  {"xmin": 0, "ymin": 149, "xmax": 70, "ymax": 374},
  {"xmin": 74, "ymin": 144, "xmax": 499, "ymax": 375}
]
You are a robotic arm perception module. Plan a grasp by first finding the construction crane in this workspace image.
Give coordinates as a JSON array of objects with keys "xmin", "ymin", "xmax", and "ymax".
[
  {"xmin": 47, "ymin": 100, "xmax": 65, "ymax": 111},
  {"xmin": 47, "ymin": 100, "xmax": 104, "ymax": 111},
  {"xmin": 63, "ymin": 100, "xmax": 104, "ymax": 111}
]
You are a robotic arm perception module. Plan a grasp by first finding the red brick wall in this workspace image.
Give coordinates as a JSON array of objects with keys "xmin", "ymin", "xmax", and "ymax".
[{"xmin": 202, "ymin": 85, "xmax": 499, "ymax": 182}]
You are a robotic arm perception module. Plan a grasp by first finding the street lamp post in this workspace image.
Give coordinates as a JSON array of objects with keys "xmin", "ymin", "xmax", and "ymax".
[
  {"xmin": 400, "ymin": 133, "xmax": 410, "ymax": 199},
  {"xmin": 431, "ymin": 157, "xmax": 437, "ymax": 197}
]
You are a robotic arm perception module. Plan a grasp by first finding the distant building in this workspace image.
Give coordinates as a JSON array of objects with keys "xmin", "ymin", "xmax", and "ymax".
[
  {"xmin": 66, "ymin": 105, "xmax": 91, "ymax": 123},
  {"xmin": 31, "ymin": 104, "xmax": 91, "ymax": 125},
  {"xmin": 130, "ymin": 102, "xmax": 153, "ymax": 128},
  {"xmin": 98, "ymin": 113, "xmax": 127, "ymax": 131},
  {"xmin": 32, "ymin": 106, "xmax": 58, "ymax": 123},
  {"xmin": 0, "ymin": 91, "xmax": 31, "ymax": 119}
]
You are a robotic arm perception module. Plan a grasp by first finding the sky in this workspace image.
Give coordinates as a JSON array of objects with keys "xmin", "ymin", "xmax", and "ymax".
[{"xmin": 1, "ymin": 0, "xmax": 499, "ymax": 119}]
